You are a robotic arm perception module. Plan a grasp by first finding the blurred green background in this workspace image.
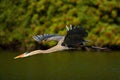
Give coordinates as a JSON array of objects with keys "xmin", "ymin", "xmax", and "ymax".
[{"xmin": 0, "ymin": 0, "xmax": 120, "ymax": 50}]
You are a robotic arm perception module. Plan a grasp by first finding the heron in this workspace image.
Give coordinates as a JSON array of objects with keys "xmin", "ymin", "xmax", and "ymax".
[{"xmin": 14, "ymin": 25, "xmax": 107, "ymax": 59}]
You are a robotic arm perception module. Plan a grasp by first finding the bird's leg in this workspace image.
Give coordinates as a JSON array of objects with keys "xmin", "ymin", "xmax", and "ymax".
[
  {"xmin": 91, "ymin": 46, "xmax": 109, "ymax": 51},
  {"xmin": 79, "ymin": 44, "xmax": 109, "ymax": 51}
]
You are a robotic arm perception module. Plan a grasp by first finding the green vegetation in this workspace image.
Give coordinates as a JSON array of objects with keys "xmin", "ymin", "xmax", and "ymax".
[{"xmin": 0, "ymin": 0, "xmax": 120, "ymax": 50}]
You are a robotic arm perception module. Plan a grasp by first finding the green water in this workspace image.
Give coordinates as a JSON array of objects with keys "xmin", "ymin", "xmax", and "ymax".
[{"xmin": 0, "ymin": 50, "xmax": 120, "ymax": 80}]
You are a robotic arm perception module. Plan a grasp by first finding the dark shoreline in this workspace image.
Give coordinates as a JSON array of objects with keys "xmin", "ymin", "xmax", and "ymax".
[{"xmin": 0, "ymin": 44, "xmax": 120, "ymax": 51}]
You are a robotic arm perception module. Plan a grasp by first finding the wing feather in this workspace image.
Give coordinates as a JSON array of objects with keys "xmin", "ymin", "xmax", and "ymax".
[
  {"xmin": 62, "ymin": 25, "xmax": 88, "ymax": 47},
  {"xmin": 33, "ymin": 34, "xmax": 64, "ymax": 42}
]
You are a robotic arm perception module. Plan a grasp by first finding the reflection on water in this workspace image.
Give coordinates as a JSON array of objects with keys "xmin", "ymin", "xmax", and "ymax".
[{"xmin": 0, "ymin": 50, "xmax": 120, "ymax": 80}]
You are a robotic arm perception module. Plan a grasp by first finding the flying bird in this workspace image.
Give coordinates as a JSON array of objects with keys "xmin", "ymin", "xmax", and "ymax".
[
  {"xmin": 14, "ymin": 25, "xmax": 89, "ymax": 59},
  {"xmin": 14, "ymin": 25, "xmax": 107, "ymax": 59}
]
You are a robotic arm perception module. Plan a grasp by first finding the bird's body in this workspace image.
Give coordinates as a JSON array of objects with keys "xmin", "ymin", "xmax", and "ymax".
[{"xmin": 14, "ymin": 25, "xmax": 107, "ymax": 59}]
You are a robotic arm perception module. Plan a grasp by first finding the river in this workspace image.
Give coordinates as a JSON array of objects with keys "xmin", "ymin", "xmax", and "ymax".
[{"xmin": 0, "ymin": 50, "xmax": 120, "ymax": 80}]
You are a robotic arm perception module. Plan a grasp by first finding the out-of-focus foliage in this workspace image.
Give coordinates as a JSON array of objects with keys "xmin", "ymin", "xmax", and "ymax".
[{"xmin": 0, "ymin": 0, "xmax": 120, "ymax": 50}]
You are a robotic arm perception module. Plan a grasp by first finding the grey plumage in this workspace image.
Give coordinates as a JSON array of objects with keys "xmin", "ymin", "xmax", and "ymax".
[
  {"xmin": 14, "ymin": 25, "xmax": 89, "ymax": 59},
  {"xmin": 33, "ymin": 34, "xmax": 64, "ymax": 42},
  {"xmin": 33, "ymin": 25, "xmax": 88, "ymax": 48},
  {"xmin": 14, "ymin": 25, "xmax": 108, "ymax": 59}
]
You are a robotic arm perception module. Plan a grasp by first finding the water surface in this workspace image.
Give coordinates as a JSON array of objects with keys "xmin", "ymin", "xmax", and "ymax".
[{"xmin": 0, "ymin": 50, "xmax": 120, "ymax": 80}]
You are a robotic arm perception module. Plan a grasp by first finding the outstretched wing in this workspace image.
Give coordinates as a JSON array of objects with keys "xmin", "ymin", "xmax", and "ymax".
[
  {"xmin": 62, "ymin": 25, "xmax": 88, "ymax": 48},
  {"xmin": 33, "ymin": 34, "xmax": 64, "ymax": 42}
]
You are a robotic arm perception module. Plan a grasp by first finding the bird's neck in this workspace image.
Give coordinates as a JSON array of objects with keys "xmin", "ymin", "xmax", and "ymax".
[
  {"xmin": 27, "ymin": 45, "xmax": 68, "ymax": 57},
  {"xmin": 45, "ymin": 45, "xmax": 68, "ymax": 53},
  {"xmin": 26, "ymin": 50, "xmax": 45, "ymax": 57}
]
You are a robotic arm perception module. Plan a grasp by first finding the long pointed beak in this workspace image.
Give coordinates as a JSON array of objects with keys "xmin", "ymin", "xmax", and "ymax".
[{"xmin": 14, "ymin": 54, "xmax": 25, "ymax": 59}]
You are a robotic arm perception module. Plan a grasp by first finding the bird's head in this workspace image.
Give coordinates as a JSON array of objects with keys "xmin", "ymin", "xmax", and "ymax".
[{"xmin": 14, "ymin": 52, "xmax": 30, "ymax": 59}]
